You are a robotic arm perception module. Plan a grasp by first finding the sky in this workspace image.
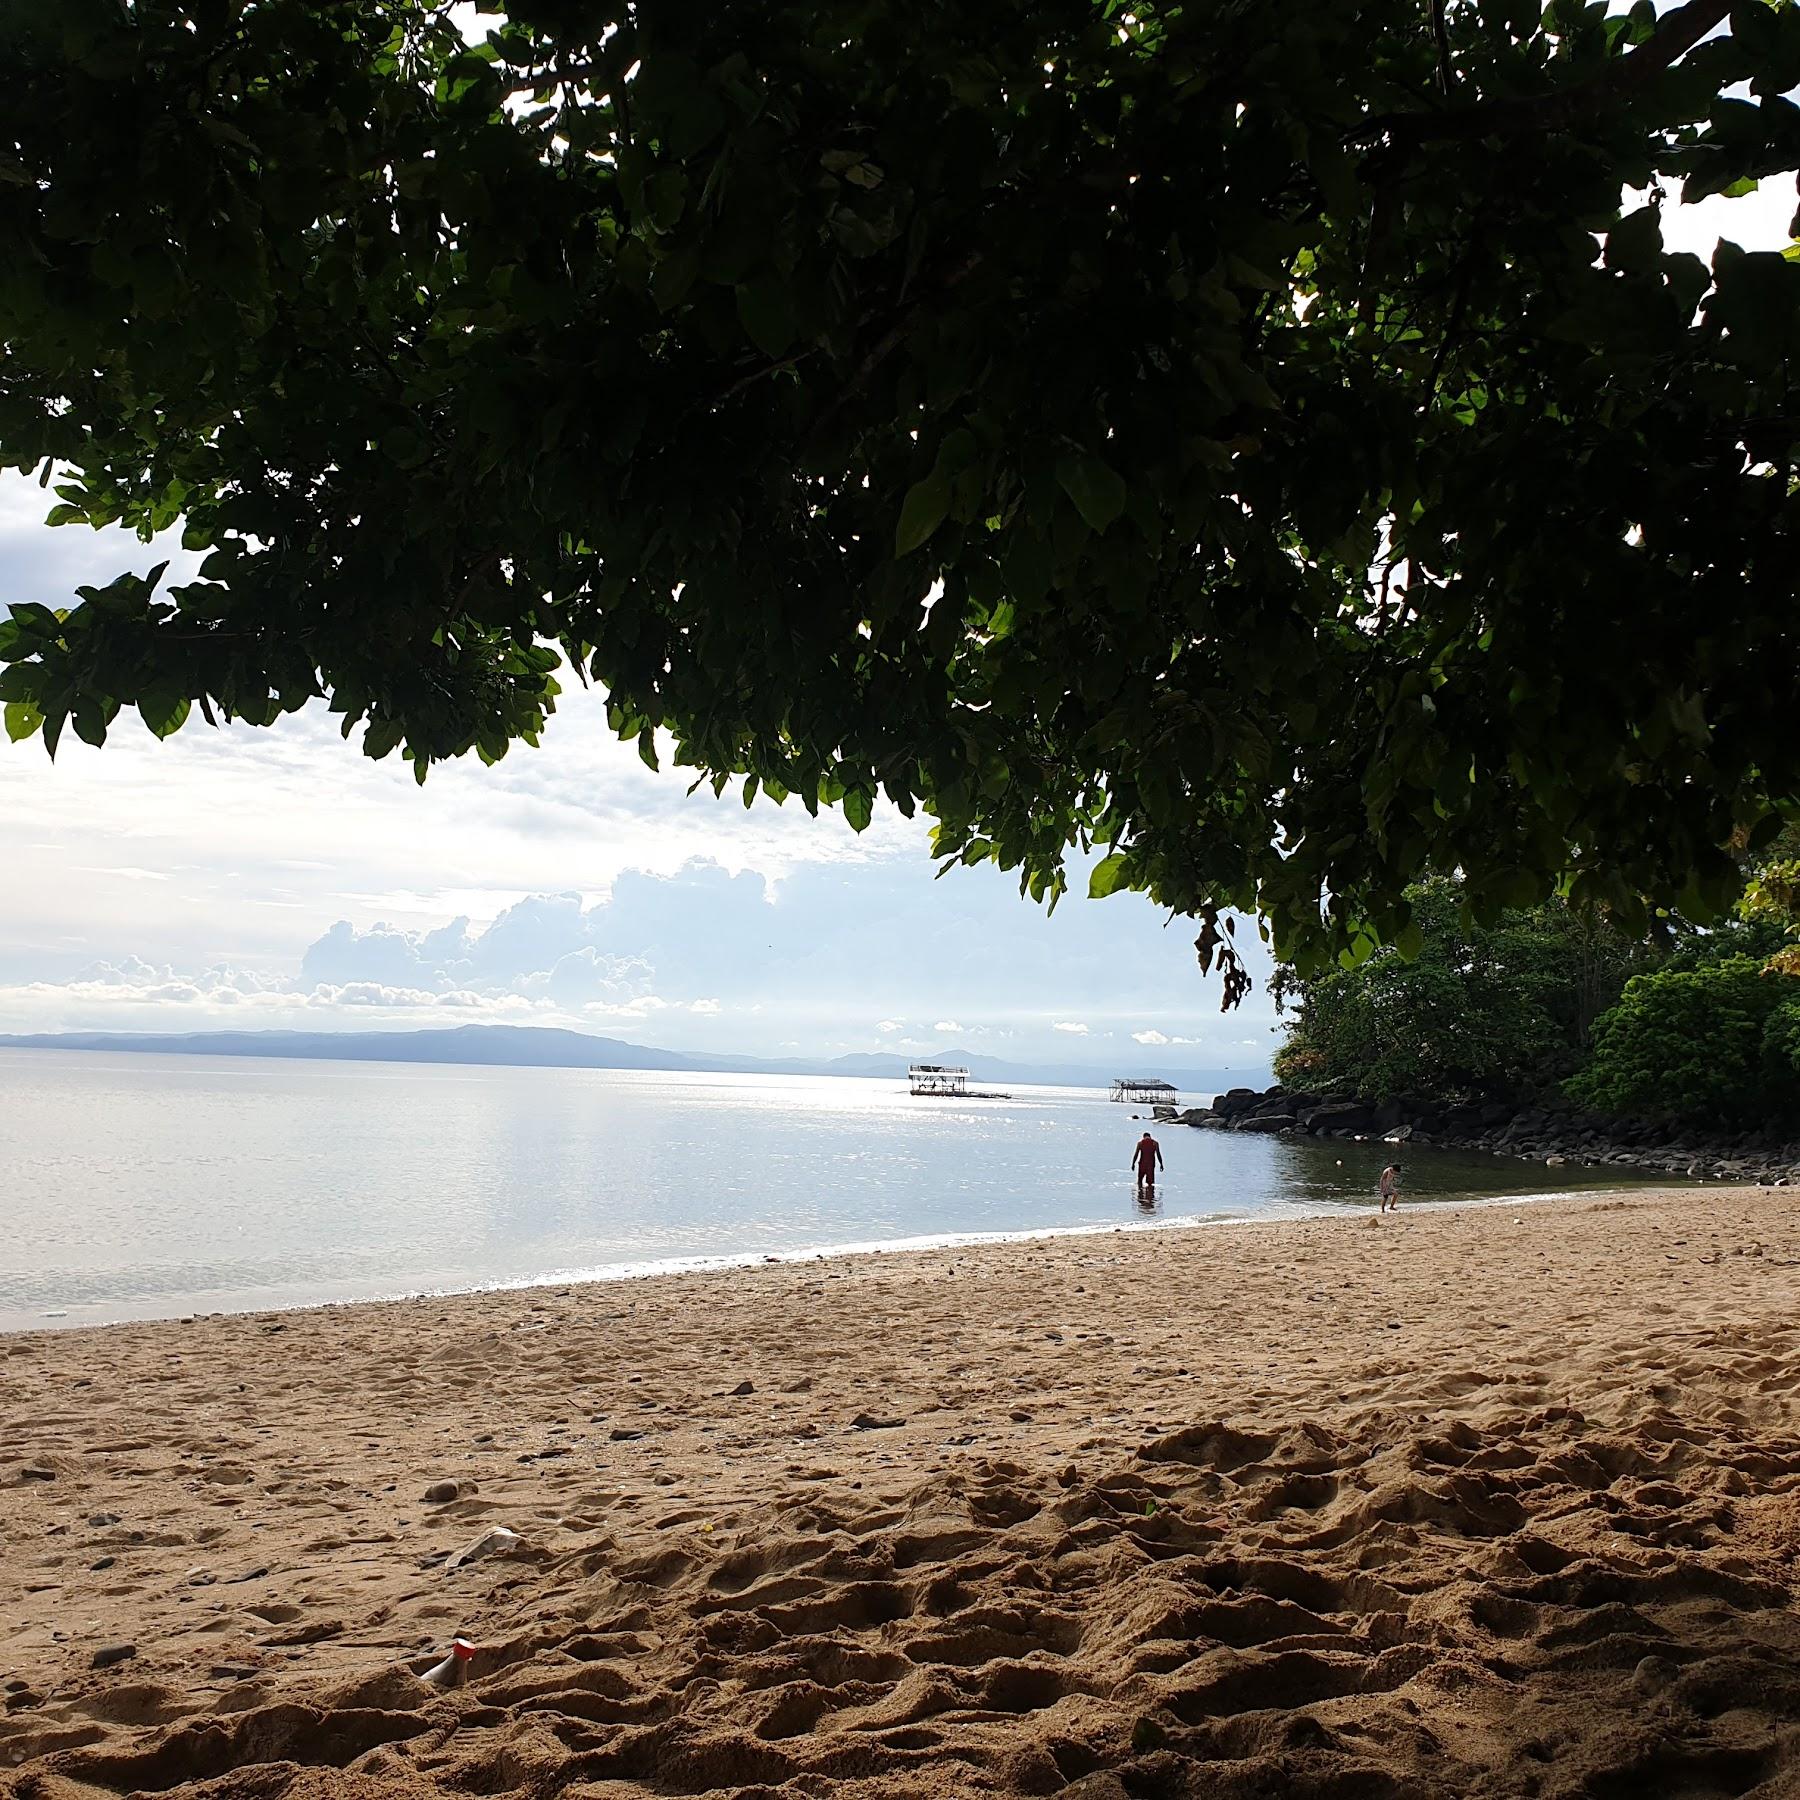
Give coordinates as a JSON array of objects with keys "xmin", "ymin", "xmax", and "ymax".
[
  {"xmin": 0, "ymin": 173, "xmax": 1788, "ymax": 1070},
  {"xmin": 0, "ymin": 465, "xmax": 1280, "ymax": 1067}
]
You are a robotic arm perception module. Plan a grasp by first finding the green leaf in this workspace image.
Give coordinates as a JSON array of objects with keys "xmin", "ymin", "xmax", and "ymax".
[
  {"xmin": 895, "ymin": 473, "xmax": 951, "ymax": 556},
  {"xmin": 1055, "ymin": 455, "xmax": 1127, "ymax": 533},
  {"xmin": 70, "ymin": 698, "xmax": 107, "ymax": 747},
  {"xmin": 363, "ymin": 719, "xmax": 404, "ymax": 759},
  {"xmin": 382, "ymin": 427, "xmax": 431, "ymax": 469},
  {"xmin": 644, "ymin": 169, "xmax": 689, "ymax": 233},
  {"xmin": 1088, "ymin": 852, "xmax": 1130, "ymax": 899},
  {"xmin": 736, "ymin": 278, "xmax": 795, "ymax": 358},
  {"xmin": 842, "ymin": 787, "xmax": 873, "ymax": 831},
  {"xmin": 7, "ymin": 602, "xmax": 60, "ymax": 639},
  {"xmin": 137, "ymin": 692, "xmax": 190, "ymax": 738},
  {"xmin": 4, "ymin": 700, "xmax": 42, "ymax": 743},
  {"xmin": 1604, "ymin": 206, "xmax": 1662, "ymax": 275},
  {"xmin": 650, "ymin": 243, "xmax": 703, "ymax": 312}
]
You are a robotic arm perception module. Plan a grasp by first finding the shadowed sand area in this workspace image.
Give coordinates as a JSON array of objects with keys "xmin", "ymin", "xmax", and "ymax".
[{"xmin": 5, "ymin": 1187, "xmax": 1800, "ymax": 1798}]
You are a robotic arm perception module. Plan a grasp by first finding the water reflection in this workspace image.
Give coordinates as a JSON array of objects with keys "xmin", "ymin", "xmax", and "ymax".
[{"xmin": 0, "ymin": 1050, "xmax": 1646, "ymax": 1327}]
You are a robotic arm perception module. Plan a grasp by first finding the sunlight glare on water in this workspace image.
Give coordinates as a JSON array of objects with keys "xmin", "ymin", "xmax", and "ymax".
[{"xmin": 0, "ymin": 1050, "xmax": 1638, "ymax": 1327}]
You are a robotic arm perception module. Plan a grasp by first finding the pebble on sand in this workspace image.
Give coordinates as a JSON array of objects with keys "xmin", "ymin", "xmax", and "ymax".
[{"xmin": 446, "ymin": 1526, "xmax": 523, "ymax": 1571}]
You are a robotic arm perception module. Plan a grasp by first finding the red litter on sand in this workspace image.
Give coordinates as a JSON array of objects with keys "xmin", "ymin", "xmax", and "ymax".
[{"xmin": 423, "ymin": 1637, "xmax": 476, "ymax": 1689}]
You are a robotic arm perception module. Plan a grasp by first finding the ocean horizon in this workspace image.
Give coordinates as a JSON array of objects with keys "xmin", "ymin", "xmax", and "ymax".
[{"xmin": 0, "ymin": 1047, "xmax": 1639, "ymax": 1330}]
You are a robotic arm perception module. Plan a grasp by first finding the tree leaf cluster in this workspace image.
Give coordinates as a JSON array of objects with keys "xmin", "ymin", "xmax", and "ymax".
[
  {"xmin": 2, "ymin": 0, "xmax": 1798, "ymax": 992},
  {"xmin": 1566, "ymin": 955, "xmax": 1800, "ymax": 1122},
  {"xmin": 1271, "ymin": 874, "xmax": 1660, "ymax": 1101},
  {"xmin": 1277, "ymin": 867, "xmax": 1800, "ymax": 1121}
]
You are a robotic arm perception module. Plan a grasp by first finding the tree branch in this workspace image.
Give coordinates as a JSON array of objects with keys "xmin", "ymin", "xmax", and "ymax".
[
  {"xmin": 1431, "ymin": 0, "xmax": 1455, "ymax": 96},
  {"xmin": 1425, "ymin": 256, "xmax": 1476, "ymax": 404},
  {"xmin": 501, "ymin": 62, "xmax": 606, "ymax": 100},
  {"xmin": 807, "ymin": 250, "xmax": 984, "ymax": 444}
]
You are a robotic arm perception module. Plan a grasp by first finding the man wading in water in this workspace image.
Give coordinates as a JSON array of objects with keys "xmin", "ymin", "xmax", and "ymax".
[
  {"xmin": 1132, "ymin": 1130, "xmax": 1165, "ymax": 1196},
  {"xmin": 1379, "ymin": 1161, "xmax": 1403, "ymax": 1213}
]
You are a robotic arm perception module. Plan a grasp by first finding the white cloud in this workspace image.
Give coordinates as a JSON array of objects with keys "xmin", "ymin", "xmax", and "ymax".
[
  {"xmin": 316, "ymin": 981, "xmax": 476, "ymax": 1009},
  {"xmin": 1052, "ymin": 1020, "xmax": 1089, "ymax": 1035},
  {"xmin": 1133, "ymin": 1029, "xmax": 1169, "ymax": 1045},
  {"xmin": 582, "ymin": 994, "xmax": 670, "ymax": 1019},
  {"xmin": 0, "ymin": 462, "xmax": 1284, "ymax": 1070}
]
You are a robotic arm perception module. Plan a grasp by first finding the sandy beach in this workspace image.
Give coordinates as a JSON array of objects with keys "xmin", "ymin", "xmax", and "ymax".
[{"xmin": 4, "ymin": 1186, "xmax": 1800, "ymax": 1798}]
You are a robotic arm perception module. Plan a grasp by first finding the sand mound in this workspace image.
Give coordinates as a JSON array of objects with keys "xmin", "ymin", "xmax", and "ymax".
[{"xmin": 5, "ymin": 1188, "xmax": 1800, "ymax": 1797}]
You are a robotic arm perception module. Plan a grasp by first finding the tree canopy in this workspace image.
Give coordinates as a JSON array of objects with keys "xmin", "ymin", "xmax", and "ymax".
[
  {"xmin": 3, "ymin": 0, "xmax": 1798, "ymax": 996},
  {"xmin": 1272, "ymin": 874, "xmax": 1661, "ymax": 1098},
  {"xmin": 1274, "ymin": 864, "xmax": 1800, "ymax": 1116},
  {"xmin": 1565, "ymin": 952, "xmax": 1800, "ymax": 1118}
]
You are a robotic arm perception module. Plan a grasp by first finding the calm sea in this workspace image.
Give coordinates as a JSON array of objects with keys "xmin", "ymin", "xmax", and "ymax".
[{"xmin": 0, "ymin": 1049, "xmax": 1635, "ymax": 1330}]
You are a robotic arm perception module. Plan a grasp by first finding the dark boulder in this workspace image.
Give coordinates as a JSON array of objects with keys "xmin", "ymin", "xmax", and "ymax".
[
  {"xmin": 1304, "ymin": 1100, "xmax": 1375, "ymax": 1135},
  {"xmin": 1249, "ymin": 1090, "xmax": 1311, "ymax": 1120},
  {"xmin": 1214, "ymin": 1087, "xmax": 1264, "ymax": 1119},
  {"xmin": 1235, "ymin": 1114, "xmax": 1298, "ymax": 1135},
  {"xmin": 1269, "ymin": 1090, "xmax": 1321, "ymax": 1116}
]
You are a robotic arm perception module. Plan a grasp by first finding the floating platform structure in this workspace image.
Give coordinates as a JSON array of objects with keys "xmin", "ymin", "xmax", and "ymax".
[
  {"xmin": 910, "ymin": 1063, "xmax": 969, "ymax": 1096},
  {"xmin": 1111, "ymin": 1077, "xmax": 1179, "ymax": 1105},
  {"xmin": 909, "ymin": 1063, "xmax": 1011, "ymax": 1100}
]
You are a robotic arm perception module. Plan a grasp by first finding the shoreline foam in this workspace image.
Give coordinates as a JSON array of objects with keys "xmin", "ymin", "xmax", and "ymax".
[{"xmin": 7, "ymin": 1180, "xmax": 1635, "ymax": 1336}]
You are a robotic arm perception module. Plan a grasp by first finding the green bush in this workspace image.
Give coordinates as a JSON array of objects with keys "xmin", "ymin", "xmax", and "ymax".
[
  {"xmin": 1273, "ymin": 877, "xmax": 1655, "ymax": 1102},
  {"xmin": 1763, "ymin": 1001, "xmax": 1800, "ymax": 1089},
  {"xmin": 1566, "ymin": 958, "xmax": 1800, "ymax": 1123}
]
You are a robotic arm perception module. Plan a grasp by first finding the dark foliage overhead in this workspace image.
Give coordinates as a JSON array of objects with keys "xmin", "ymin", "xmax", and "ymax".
[{"xmin": 3, "ymin": 0, "xmax": 1798, "ymax": 996}]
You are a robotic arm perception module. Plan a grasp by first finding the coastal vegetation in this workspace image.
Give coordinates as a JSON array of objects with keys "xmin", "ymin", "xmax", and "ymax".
[
  {"xmin": 2, "ymin": 0, "xmax": 1798, "ymax": 1001},
  {"xmin": 1275, "ymin": 838, "xmax": 1800, "ymax": 1123}
]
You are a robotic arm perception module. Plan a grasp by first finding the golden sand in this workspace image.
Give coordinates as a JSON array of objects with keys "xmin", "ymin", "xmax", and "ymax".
[{"xmin": 5, "ymin": 1186, "xmax": 1800, "ymax": 1798}]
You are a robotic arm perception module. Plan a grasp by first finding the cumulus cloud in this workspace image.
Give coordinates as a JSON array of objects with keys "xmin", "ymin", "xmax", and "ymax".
[
  {"xmin": 1133, "ymin": 1029, "xmax": 1169, "ymax": 1045},
  {"xmin": 0, "ymin": 932, "xmax": 681, "ymax": 1036},
  {"xmin": 4, "ymin": 796, "xmax": 1277, "ymax": 1064},
  {"xmin": 0, "ymin": 957, "xmax": 554, "ymax": 1029},
  {"xmin": 0, "ymin": 469, "xmax": 1285, "ymax": 1074}
]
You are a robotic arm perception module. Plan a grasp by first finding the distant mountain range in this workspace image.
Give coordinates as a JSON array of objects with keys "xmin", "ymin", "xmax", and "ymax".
[{"xmin": 0, "ymin": 1023, "xmax": 1263, "ymax": 1098}]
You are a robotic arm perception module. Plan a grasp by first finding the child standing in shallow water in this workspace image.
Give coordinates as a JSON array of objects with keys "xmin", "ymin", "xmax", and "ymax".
[{"xmin": 1379, "ymin": 1162, "xmax": 1402, "ymax": 1213}]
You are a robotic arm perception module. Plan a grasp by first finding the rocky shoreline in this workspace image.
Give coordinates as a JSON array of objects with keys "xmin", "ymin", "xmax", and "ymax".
[{"xmin": 1161, "ymin": 1085, "xmax": 1800, "ymax": 1187}]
